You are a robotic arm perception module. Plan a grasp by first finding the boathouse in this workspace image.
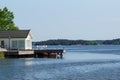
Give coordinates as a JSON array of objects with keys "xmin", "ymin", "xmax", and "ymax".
[{"xmin": 0, "ymin": 30, "xmax": 33, "ymax": 50}]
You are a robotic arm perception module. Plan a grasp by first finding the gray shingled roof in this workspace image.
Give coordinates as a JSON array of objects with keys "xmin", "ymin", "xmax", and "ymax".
[{"xmin": 0, "ymin": 30, "xmax": 30, "ymax": 38}]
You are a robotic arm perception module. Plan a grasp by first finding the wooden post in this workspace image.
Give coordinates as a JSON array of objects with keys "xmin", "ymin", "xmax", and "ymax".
[
  {"xmin": 60, "ymin": 52, "xmax": 63, "ymax": 58},
  {"xmin": 48, "ymin": 53, "xmax": 50, "ymax": 58}
]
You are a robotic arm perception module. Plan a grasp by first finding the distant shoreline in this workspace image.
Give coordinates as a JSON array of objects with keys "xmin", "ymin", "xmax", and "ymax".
[{"xmin": 33, "ymin": 38, "xmax": 120, "ymax": 45}]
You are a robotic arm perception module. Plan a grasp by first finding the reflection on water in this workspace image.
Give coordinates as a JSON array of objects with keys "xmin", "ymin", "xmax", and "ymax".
[
  {"xmin": 1, "ymin": 45, "xmax": 120, "ymax": 80},
  {"xmin": 25, "ymin": 58, "xmax": 34, "ymax": 66}
]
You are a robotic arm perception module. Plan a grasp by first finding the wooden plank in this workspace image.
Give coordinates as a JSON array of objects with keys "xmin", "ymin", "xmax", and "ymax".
[{"xmin": 19, "ymin": 50, "xmax": 34, "ymax": 55}]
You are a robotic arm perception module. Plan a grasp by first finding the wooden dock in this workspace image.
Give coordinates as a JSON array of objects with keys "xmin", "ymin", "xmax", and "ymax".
[
  {"xmin": 3, "ymin": 49, "xmax": 65, "ymax": 58},
  {"xmin": 34, "ymin": 49, "xmax": 64, "ymax": 58},
  {"xmin": 4, "ymin": 50, "xmax": 34, "ymax": 58}
]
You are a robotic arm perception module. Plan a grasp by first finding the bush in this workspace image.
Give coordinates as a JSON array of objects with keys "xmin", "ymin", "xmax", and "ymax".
[{"xmin": 0, "ymin": 52, "xmax": 4, "ymax": 59}]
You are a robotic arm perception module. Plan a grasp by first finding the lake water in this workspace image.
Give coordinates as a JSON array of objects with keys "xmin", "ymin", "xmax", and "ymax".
[{"xmin": 1, "ymin": 45, "xmax": 120, "ymax": 80}]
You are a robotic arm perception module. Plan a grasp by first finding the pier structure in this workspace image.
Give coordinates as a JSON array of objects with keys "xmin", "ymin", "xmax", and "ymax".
[
  {"xmin": 34, "ymin": 49, "xmax": 64, "ymax": 58},
  {"xmin": 3, "ymin": 49, "xmax": 65, "ymax": 58},
  {"xmin": 4, "ymin": 50, "xmax": 34, "ymax": 58}
]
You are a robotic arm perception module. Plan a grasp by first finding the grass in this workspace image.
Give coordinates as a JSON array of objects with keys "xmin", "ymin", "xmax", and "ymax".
[{"xmin": 0, "ymin": 52, "xmax": 4, "ymax": 59}]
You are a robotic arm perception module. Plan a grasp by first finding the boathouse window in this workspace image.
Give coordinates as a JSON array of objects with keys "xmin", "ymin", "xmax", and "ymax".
[
  {"xmin": 12, "ymin": 40, "xmax": 17, "ymax": 49},
  {"xmin": 18, "ymin": 40, "xmax": 25, "ymax": 49},
  {"xmin": 12, "ymin": 40, "xmax": 25, "ymax": 49}
]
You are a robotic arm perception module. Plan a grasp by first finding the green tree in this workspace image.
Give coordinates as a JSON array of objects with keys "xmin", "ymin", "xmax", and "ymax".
[{"xmin": 0, "ymin": 7, "xmax": 19, "ymax": 30}]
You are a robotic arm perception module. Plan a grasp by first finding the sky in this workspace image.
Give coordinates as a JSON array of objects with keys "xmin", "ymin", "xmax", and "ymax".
[{"xmin": 1, "ymin": 0, "xmax": 120, "ymax": 41}]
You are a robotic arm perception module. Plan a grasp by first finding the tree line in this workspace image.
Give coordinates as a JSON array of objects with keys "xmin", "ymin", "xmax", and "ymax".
[
  {"xmin": 33, "ymin": 39, "xmax": 97, "ymax": 45},
  {"xmin": 33, "ymin": 39, "xmax": 120, "ymax": 45}
]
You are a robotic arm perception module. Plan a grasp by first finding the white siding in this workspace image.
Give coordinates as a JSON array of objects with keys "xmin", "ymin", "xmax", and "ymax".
[{"xmin": 25, "ymin": 33, "xmax": 32, "ymax": 49}]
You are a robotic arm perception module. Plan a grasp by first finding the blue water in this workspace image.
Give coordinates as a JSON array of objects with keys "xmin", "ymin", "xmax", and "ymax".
[{"xmin": 1, "ymin": 45, "xmax": 120, "ymax": 80}]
